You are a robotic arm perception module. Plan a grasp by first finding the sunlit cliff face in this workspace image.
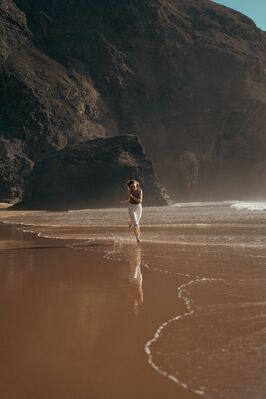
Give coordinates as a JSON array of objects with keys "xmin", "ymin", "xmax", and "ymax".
[{"xmin": 1, "ymin": 0, "xmax": 266, "ymax": 202}]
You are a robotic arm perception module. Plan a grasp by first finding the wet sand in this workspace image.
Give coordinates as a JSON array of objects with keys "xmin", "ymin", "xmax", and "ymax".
[
  {"xmin": 1, "ymin": 204, "xmax": 266, "ymax": 399},
  {"xmin": 0, "ymin": 222, "xmax": 198, "ymax": 399}
]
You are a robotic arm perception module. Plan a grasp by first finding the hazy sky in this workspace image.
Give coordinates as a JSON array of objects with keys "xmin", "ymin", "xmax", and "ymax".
[{"xmin": 212, "ymin": 0, "xmax": 266, "ymax": 30}]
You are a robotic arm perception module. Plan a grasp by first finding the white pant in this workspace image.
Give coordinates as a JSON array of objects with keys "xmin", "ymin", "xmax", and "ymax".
[{"xmin": 128, "ymin": 203, "xmax": 142, "ymax": 225}]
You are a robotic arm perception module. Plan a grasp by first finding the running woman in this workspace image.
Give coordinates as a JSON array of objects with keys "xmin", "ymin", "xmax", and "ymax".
[{"xmin": 120, "ymin": 180, "xmax": 143, "ymax": 243}]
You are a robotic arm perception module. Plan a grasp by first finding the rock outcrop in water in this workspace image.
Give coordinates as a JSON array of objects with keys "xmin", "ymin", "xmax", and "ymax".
[
  {"xmin": 1, "ymin": 0, "xmax": 266, "ymax": 203},
  {"xmin": 29, "ymin": 135, "xmax": 169, "ymax": 208}
]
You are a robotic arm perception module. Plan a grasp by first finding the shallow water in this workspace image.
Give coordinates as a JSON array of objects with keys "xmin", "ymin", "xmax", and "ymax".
[
  {"xmin": 2, "ymin": 201, "xmax": 266, "ymax": 247},
  {"xmin": 1, "ymin": 201, "xmax": 266, "ymax": 398}
]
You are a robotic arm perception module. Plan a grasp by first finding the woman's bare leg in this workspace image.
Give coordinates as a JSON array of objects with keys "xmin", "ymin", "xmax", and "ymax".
[
  {"xmin": 128, "ymin": 220, "xmax": 133, "ymax": 230},
  {"xmin": 134, "ymin": 223, "xmax": 141, "ymax": 243}
]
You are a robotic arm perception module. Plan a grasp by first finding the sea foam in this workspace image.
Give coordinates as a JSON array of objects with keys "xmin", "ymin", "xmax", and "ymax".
[{"xmin": 231, "ymin": 202, "xmax": 266, "ymax": 211}]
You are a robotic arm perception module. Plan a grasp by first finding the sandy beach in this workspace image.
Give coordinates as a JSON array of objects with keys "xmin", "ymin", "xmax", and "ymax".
[
  {"xmin": 2, "ymin": 0, "xmax": 266, "ymax": 397},
  {"xmin": 1, "ymin": 203, "xmax": 266, "ymax": 399},
  {"xmin": 0, "ymin": 220, "xmax": 197, "ymax": 399}
]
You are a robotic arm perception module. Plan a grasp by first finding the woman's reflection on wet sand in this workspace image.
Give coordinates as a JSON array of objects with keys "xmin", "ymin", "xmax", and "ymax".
[{"xmin": 127, "ymin": 246, "xmax": 143, "ymax": 314}]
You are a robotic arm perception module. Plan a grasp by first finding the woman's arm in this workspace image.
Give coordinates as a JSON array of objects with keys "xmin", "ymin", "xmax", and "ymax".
[
  {"xmin": 120, "ymin": 198, "xmax": 129, "ymax": 204},
  {"xmin": 138, "ymin": 189, "xmax": 143, "ymax": 204},
  {"xmin": 120, "ymin": 189, "xmax": 131, "ymax": 204},
  {"xmin": 129, "ymin": 189, "xmax": 143, "ymax": 204}
]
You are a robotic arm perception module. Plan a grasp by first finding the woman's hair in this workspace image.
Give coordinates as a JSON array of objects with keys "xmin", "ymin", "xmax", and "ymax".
[{"xmin": 127, "ymin": 179, "xmax": 140, "ymax": 188}]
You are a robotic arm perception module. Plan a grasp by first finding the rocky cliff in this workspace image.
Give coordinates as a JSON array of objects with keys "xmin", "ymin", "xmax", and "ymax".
[
  {"xmin": 29, "ymin": 135, "xmax": 169, "ymax": 208},
  {"xmin": 1, "ymin": 0, "xmax": 266, "ymax": 203},
  {"xmin": 0, "ymin": 137, "xmax": 33, "ymax": 200}
]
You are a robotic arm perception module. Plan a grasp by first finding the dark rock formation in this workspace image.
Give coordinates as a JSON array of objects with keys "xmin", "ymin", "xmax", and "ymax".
[
  {"xmin": 0, "ymin": 138, "xmax": 33, "ymax": 200},
  {"xmin": 29, "ymin": 135, "xmax": 170, "ymax": 208},
  {"xmin": 1, "ymin": 0, "xmax": 266, "ymax": 203},
  {"xmin": 0, "ymin": 0, "xmax": 115, "ymax": 159}
]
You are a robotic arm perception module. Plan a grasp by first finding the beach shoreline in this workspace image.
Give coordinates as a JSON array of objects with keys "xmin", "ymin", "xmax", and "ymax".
[{"xmin": 1, "ymin": 203, "xmax": 266, "ymax": 399}]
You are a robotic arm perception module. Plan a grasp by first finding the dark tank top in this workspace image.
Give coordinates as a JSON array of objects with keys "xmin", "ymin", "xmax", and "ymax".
[{"xmin": 129, "ymin": 188, "xmax": 142, "ymax": 204}]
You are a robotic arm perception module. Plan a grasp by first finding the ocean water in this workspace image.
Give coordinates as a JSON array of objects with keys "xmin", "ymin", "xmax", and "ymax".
[{"xmin": 1, "ymin": 200, "xmax": 266, "ymax": 398}]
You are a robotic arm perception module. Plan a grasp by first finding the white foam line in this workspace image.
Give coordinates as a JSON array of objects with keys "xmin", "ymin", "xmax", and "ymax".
[
  {"xmin": 172, "ymin": 200, "xmax": 236, "ymax": 208},
  {"xmin": 231, "ymin": 202, "xmax": 266, "ymax": 212},
  {"xmin": 37, "ymin": 232, "xmax": 70, "ymax": 240},
  {"xmin": 37, "ymin": 235, "xmax": 265, "ymax": 249},
  {"xmin": 2, "ymin": 221, "xmax": 266, "ymax": 249},
  {"xmin": 144, "ymin": 276, "xmax": 224, "ymax": 396},
  {"xmin": 144, "ymin": 263, "xmax": 199, "ymax": 279}
]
